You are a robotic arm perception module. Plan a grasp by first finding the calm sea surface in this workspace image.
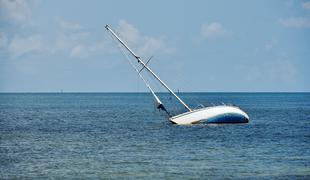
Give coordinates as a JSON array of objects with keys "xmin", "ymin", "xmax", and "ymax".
[{"xmin": 0, "ymin": 93, "xmax": 309, "ymax": 179}]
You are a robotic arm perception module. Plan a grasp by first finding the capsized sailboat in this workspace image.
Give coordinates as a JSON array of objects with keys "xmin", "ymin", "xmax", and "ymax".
[{"xmin": 105, "ymin": 25, "xmax": 249, "ymax": 125}]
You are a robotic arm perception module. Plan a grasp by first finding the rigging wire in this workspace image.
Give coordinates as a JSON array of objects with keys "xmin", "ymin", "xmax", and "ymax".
[
  {"xmin": 109, "ymin": 30, "xmax": 199, "ymax": 112},
  {"xmin": 108, "ymin": 31, "xmax": 171, "ymax": 117},
  {"xmin": 142, "ymin": 66, "xmax": 184, "ymax": 116}
]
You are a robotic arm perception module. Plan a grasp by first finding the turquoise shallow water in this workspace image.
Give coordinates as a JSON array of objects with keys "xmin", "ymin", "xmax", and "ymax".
[{"xmin": 0, "ymin": 93, "xmax": 309, "ymax": 179}]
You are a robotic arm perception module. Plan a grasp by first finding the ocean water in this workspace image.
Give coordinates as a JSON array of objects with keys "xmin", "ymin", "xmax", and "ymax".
[{"xmin": 0, "ymin": 93, "xmax": 309, "ymax": 179}]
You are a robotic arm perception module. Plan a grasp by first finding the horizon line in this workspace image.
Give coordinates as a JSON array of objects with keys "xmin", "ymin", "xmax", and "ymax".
[{"xmin": 0, "ymin": 91, "xmax": 309, "ymax": 93}]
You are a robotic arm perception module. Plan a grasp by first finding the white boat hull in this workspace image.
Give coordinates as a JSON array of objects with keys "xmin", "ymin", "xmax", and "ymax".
[{"xmin": 169, "ymin": 105, "xmax": 249, "ymax": 125}]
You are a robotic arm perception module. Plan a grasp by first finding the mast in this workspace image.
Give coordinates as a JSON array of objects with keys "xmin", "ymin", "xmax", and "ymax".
[{"xmin": 105, "ymin": 25, "xmax": 192, "ymax": 112}]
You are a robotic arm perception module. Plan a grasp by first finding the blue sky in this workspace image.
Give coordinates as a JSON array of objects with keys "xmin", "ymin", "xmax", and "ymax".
[{"xmin": 0, "ymin": 0, "xmax": 309, "ymax": 92}]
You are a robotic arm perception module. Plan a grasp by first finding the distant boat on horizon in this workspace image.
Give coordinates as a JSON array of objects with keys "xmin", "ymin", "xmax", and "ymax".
[{"xmin": 105, "ymin": 24, "xmax": 249, "ymax": 125}]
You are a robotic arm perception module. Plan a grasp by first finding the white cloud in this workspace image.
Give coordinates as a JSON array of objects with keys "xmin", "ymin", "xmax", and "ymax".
[
  {"xmin": 69, "ymin": 43, "xmax": 106, "ymax": 59},
  {"xmin": 0, "ymin": 0, "xmax": 32, "ymax": 24},
  {"xmin": 8, "ymin": 34, "xmax": 43, "ymax": 57},
  {"xmin": 70, "ymin": 45, "xmax": 88, "ymax": 58},
  {"xmin": 58, "ymin": 19, "xmax": 89, "ymax": 40},
  {"xmin": 201, "ymin": 22, "xmax": 226, "ymax": 39},
  {"xmin": 59, "ymin": 19, "xmax": 82, "ymax": 31},
  {"xmin": 54, "ymin": 31, "xmax": 90, "ymax": 52},
  {"xmin": 138, "ymin": 37, "xmax": 175, "ymax": 56},
  {"xmin": 89, "ymin": 42, "xmax": 105, "ymax": 52},
  {"xmin": 115, "ymin": 20, "xmax": 174, "ymax": 58},
  {"xmin": 0, "ymin": 0, "xmax": 41, "ymax": 58},
  {"xmin": 302, "ymin": 1, "xmax": 310, "ymax": 9},
  {"xmin": 117, "ymin": 20, "xmax": 140, "ymax": 44},
  {"xmin": 279, "ymin": 17, "xmax": 310, "ymax": 28},
  {"xmin": 280, "ymin": 1, "xmax": 310, "ymax": 29},
  {"xmin": 53, "ymin": 19, "xmax": 96, "ymax": 58}
]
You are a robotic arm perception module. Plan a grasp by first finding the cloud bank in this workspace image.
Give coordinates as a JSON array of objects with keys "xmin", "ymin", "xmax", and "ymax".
[{"xmin": 0, "ymin": 6, "xmax": 174, "ymax": 60}]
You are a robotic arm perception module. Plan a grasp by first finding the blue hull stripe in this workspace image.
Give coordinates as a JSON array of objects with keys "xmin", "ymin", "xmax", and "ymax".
[{"xmin": 206, "ymin": 113, "xmax": 248, "ymax": 124}]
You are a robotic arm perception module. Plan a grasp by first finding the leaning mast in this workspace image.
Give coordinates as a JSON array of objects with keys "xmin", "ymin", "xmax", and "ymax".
[{"xmin": 105, "ymin": 25, "xmax": 192, "ymax": 112}]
